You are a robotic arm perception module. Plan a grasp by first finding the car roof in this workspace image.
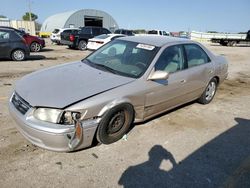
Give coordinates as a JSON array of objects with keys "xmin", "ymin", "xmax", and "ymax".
[
  {"xmin": 118, "ymin": 35, "xmax": 190, "ymax": 47},
  {"xmin": 107, "ymin": 34, "xmax": 125, "ymax": 37},
  {"xmin": 0, "ymin": 27, "xmax": 15, "ymax": 32},
  {"xmin": 62, "ymin": 28, "xmax": 80, "ymax": 30}
]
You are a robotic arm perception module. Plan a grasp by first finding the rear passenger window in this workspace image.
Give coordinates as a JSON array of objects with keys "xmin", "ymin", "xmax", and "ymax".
[
  {"xmin": 81, "ymin": 28, "xmax": 91, "ymax": 34},
  {"xmin": 184, "ymin": 44, "xmax": 210, "ymax": 68},
  {"xmin": 102, "ymin": 28, "xmax": 111, "ymax": 34}
]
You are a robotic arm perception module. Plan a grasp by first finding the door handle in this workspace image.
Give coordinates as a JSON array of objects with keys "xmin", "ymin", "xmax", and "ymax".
[{"xmin": 180, "ymin": 79, "xmax": 186, "ymax": 84}]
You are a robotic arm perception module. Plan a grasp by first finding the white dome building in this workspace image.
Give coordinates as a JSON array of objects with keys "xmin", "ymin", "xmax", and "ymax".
[{"xmin": 40, "ymin": 9, "xmax": 118, "ymax": 36}]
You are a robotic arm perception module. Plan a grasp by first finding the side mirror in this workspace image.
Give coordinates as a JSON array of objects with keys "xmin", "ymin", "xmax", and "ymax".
[{"xmin": 148, "ymin": 70, "xmax": 169, "ymax": 80}]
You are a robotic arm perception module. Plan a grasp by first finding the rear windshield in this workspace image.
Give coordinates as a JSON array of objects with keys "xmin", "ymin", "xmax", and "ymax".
[
  {"xmin": 95, "ymin": 34, "xmax": 109, "ymax": 39},
  {"xmin": 114, "ymin": 30, "xmax": 121, "ymax": 34},
  {"xmin": 52, "ymin": 29, "xmax": 60, "ymax": 34}
]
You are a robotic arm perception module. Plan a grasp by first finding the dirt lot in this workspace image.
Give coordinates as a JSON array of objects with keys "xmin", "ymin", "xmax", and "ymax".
[{"xmin": 0, "ymin": 40, "xmax": 250, "ymax": 188}]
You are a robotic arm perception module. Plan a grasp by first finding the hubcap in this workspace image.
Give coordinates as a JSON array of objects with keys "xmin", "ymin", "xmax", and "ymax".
[
  {"xmin": 13, "ymin": 50, "xmax": 24, "ymax": 60},
  {"xmin": 31, "ymin": 43, "xmax": 40, "ymax": 52},
  {"xmin": 107, "ymin": 111, "xmax": 125, "ymax": 134},
  {"xmin": 79, "ymin": 41, "xmax": 86, "ymax": 50},
  {"xmin": 205, "ymin": 82, "xmax": 216, "ymax": 101}
]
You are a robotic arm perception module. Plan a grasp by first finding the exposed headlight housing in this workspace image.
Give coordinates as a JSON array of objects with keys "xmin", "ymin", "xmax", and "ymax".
[
  {"xmin": 33, "ymin": 108, "xmax": 85, "ymax": 125},
  {"xmin": 60, "ymin": 111, "xmax": 82, "ymax": 125},
  {"xmin": 33, "ymin": 108, "xmax": 63, "ymax": 124}
]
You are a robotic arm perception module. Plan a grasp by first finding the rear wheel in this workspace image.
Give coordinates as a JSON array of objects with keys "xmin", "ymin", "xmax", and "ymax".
[
  {"xmin": 198, "ymin": 78, "xmax": 217, "ymax": 104},
  {"xmin": 11, "ymin": 49, "xmax": 25, "ymax": 61},
  {"xmin": 231, "ymin": 41, "xmax": 237, "ymax": 47},
  {"xmin": 30, "ymin": 42, "xmax": 41, "ymax": 52},
  {"xmin": 78, "ymin": 40, "xmax": 87, "ymax": 51},
  {"xmin": 97, "ymin": 104, "xmax": 134, "ymax": 144}
]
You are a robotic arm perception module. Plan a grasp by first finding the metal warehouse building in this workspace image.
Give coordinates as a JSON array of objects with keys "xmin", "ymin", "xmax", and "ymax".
[{"xmin": 40, "ymin": 9, "xmax": 119, "ymax": 36}]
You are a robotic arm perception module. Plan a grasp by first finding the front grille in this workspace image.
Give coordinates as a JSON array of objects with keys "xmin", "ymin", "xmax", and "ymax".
[{"xmin": 11, "ymin": 93, "xmax": 31, "ymax": 115}]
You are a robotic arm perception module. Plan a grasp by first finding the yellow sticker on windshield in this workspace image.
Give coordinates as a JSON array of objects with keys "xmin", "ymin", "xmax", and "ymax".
[{"xmin": 136, "ymin": 44, "xmax": 155, "ymax": 50}]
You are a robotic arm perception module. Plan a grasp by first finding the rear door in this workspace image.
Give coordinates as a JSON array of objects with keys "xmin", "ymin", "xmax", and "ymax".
[
  {"xmin": 0, "ymin": 30, "xmax": 11, "ymax": 58},
  {"xmin": 182, "ymin": 43, "xmax": 214, "ymax": 98}
]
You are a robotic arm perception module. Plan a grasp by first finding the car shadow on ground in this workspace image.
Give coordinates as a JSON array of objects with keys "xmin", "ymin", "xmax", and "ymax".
[
  {"xmin": 39, "ymin": 48, "xmax": 54, "ymax": 52},
  {"xmin": 118, "ymin": 117, "xmax": 250, "ymax": 188},
  {"xmin": 27, "ymin": 55, "xmax": 46, "ymax": 61}
]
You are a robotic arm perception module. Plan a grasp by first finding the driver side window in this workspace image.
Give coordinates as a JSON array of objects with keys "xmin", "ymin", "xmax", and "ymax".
[{"xmin": 155, "ymin": 45, "xmax": 184, "ymax": 73}]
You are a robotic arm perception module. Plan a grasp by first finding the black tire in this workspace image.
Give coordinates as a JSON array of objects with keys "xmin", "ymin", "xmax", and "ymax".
[
  {"xmin": 198, "ymin": 78, "xmax": 217, "ymax": 104},
  {"xmin": 30, "ymin": 42, "xmax": 41, "ymax": 52},
  {"xmin": 11, "ymin": 49, "xmax": 25, "ymax": 61},
  {"xmin": 78, "ymin": 40, "xmax": 87, "ymax": 51},
  {"xmin": 97, "ymin": 104, "xmax": 134, "ymax": 144},
  {"xmin": 227, "ymin": 41, "xmax": 232, "ymax": 46},
  {"xmin": 231, "ymin": 41, "xmax": 237, "ymax": 47},
  {"xmin": 68, "ymin": 45, "xmax": 74, "ymax": 49}
]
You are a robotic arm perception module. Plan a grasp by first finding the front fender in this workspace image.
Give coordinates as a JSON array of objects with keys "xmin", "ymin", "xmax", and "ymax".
[{"xmin": 97, "ymin": 98, "xmax": 133, "ymax": 117}]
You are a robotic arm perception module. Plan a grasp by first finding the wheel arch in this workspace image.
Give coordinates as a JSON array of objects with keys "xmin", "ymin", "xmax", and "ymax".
[
  {"xmin": 97, "ymin": 99, "xmax": 135, "ymax": 118},
  {"xmin": 77, "ymin": 38, "xmax": 88, "ymax": 45},
  {"xmin": 213, "ymin": 76, "xmax": 220, "ymax": 85}
]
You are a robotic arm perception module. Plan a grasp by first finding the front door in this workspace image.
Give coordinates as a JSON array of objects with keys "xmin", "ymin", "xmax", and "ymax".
[{"xmin": 144, "ymin": 45, "xmax": 188, "ymax": 117}]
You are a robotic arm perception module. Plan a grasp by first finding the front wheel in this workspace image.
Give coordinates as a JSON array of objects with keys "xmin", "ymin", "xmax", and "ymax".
[
  {"xmin": 198, "ymin": 78, "xmax": 217, "ymax": 104},
  {"xmin": 78, "ymin": 40, "xmax": 87, "ymax": 51},
  {"xmin": 11, "ymin": 49, "xmax": 25, "ymax": 61},
  {"xmin": 97, "ymin": 104, "xmax": 134, "ymax": 144}
]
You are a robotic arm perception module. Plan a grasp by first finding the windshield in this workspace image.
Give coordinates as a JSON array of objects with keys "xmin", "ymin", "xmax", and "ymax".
[
  {"xmin": 84, "ymin": 40, "xmax": 159, "ymax": 78},
  {"xmin": 52, "ymin": 29, "xmax": 60, "ymax": 34}
]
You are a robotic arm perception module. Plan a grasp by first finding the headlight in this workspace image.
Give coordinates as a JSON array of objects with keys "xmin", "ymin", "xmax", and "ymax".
[
  {"xmin": 33, "ymin": 108, "xmax": 86, "ymax": 125},
  {"xmin": 33, "ymin": 108, "xmax": 63, "ymax": 124}
]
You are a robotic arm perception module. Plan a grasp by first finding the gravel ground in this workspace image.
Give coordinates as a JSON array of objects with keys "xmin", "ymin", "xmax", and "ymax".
[{"xmin": 0, "ymin": 40, "xmax": 250, "ymax": 188}]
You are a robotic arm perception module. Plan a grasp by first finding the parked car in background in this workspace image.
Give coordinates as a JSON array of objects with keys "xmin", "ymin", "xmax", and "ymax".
[
  {"xmin": 87, "ymin": 34, "xmax": 125, "ymax": 50},
  {"xmin": 9, "ymin": 36, "xmax": 228, "ymax": 151},
  {"xmin": 148, "ymin": 30, "xmax": 171, "ymax": 36},
  {"xmin": 50, "ymin": 28, "xmax": 80, "ymax": 44},
  {"xmin": 0, "ymin": 28, "xmax": 30, "ymax": 61},
  {"xmin": 0, "ymin": 26, "xmax": 45, "ymax": 52},
  {"xmin": 114, "ymin": 29, "xmax": 134, "ymax": 36},
  {"xmin": 60, "ymin": 26, "xmax": 111, "ymax": 50}
]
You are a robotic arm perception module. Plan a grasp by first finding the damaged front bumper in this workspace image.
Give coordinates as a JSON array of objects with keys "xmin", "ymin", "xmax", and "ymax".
[{"xmin": 9, "ymin": 100, "xmax": 100, "ymax": 152}]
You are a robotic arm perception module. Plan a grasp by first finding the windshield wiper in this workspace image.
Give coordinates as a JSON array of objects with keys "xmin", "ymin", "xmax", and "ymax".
[{"xmin": 92, "ymin": 63, "xmax": 119, "ymax": 75}]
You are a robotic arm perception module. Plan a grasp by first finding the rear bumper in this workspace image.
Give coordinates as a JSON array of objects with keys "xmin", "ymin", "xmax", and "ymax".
[{"xmin": 8, "ymin": 95, "xmax": 99, "ymax": 152}]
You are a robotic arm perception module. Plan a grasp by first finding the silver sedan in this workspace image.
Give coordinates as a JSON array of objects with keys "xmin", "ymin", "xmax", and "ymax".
[{"xmin": 9, "ymin": 36, "xmax": 228, "ymax": 152}]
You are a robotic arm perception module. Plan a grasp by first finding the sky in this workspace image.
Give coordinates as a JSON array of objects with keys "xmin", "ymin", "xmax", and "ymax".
[{"xmin": 1, "ymin": 0, "xmax": 250, "ymax": 33}]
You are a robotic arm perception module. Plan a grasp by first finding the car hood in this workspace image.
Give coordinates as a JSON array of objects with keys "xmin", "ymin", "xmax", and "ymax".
[{"xmin": 15, "ymin": 61, "xmax": 135, "ymax": 108}]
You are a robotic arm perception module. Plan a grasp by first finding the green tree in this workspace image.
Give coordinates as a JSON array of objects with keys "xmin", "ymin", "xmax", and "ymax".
[
  {"xmin": 0, "ymin": 15, "xmax": 7, "ymax": 18},
  {"xmin": 22, "ymin": 12, "xmax": 38, "ymax": 21}
]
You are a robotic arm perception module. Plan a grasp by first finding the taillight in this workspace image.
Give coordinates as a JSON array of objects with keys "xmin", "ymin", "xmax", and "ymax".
[
  {"xmin": 96, "ymin": 41, "xmax": 104, "ymax": 44},
  {"xmin": 69, "ymin": 34, "xmax": 75, "ymax": 41}
]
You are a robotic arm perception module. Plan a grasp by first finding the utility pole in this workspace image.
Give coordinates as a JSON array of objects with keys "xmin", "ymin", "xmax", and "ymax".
[
  {"xmin": 28, "ymin": 0, "xmax": 32, "ymax": 22},
  {"xmin": 28, "ymin": 0, "xmax": 33, "ymax": 35}
]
